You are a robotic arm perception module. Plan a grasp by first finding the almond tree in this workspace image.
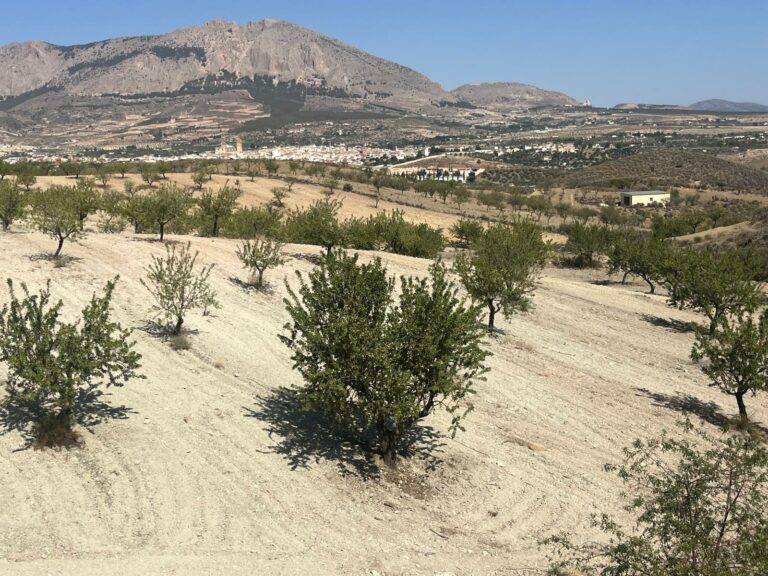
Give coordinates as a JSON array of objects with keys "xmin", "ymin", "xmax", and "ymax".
[
  {"xmin": 30, "ymin": 186, "xmax": 82, "ymax": 257},
  {"xmin": 72, "ymin": 178, "xmax": 99, "ymax": 231},
  {"xmin": 546, "ymin": 427, "xmax": 768, "ymax": 575},
  {"xmin": 236, "ymin": 238, "xmax": 287, "ymax": 287},
  {"xmin": 662, "ymin": 246, "xmax": 762, "ymax": 335},
  {"xmin": 0, "ymin": 278, "xmax": 142, "ymax": 443},
  {"xmin": 454, "ymin": 220, "xmax": 550, "ymax": 332},
  {"xmin": 0, "ymin": 180, "xmax": 24, "ymax": 231},
  {"xmin": 197, "ymin": 184, "xmax": 241, "ymax": 237},
  {"xmin": 270, "ymin": 187, "xmax": 289, "ymax": 208},
  {"xmin": 141, "ymin": 242, "xmax": 218, "ymax": 335},
  {"xmin": 691, "ymin": 310, "xmax": 768, "ymax": 423},
  {"xmin": 144, "ymin": 183, "xmax": 193, "ymax": 241},
  {"xmin": 281, "ymin": 253, "xmax": 488, "ymax": 466}
]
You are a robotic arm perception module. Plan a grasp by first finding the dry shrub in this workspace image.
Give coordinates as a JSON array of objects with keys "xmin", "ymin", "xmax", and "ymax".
[{"xmin": 169, "ymin": 334, "xmax": 192, "ymax": 351}]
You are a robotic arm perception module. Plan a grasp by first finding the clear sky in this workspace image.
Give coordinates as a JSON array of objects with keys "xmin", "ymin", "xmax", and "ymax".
[{"xmin": 0, "ymin": 0, "xmax": 765, "ymax": 107}]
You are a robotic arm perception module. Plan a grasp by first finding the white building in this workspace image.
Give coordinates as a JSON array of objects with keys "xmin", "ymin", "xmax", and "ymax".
[
  {"xmin": 215, "ymin": 137, "xmax": 243, "ymax": 156},
  {"xmin": 619, "ymin": 190, "xmax": 671, "ymax": 207}
]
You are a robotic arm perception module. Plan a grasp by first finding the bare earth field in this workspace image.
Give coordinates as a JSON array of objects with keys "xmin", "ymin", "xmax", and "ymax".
[{"xmin": 0, "ymin": 228, "xmax": 766, "ymax": 576}]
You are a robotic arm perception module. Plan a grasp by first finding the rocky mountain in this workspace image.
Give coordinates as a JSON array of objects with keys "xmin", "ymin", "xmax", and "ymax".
[
  {"xmin": 0, "ymin": 19, "xmax": 579, "ymax": 147},
  {"xmin": 451, "ymin": 82, "xmax": 578, "ymax": 111},
  {"xmin": 689, "ymin": 99, "xmax": 768, "ymax": 113},
  {"xmin": 0, "ymin": 20, "xmax": 447, "ymax": 109}
]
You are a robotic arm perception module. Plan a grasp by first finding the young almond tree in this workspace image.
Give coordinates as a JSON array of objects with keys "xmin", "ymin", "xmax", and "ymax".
[
  {"xmin": 236, "ymin": 238, "xmax": 287, "ymax": 287},
  {"xmin": 144, "ymin": 183, "xmax": 193, "ymax": 241},
  {"xmin": 0, "ymin": 278, "xmax": 142, "ymax": 443},
  {"xmin": 691, "ymin": 310, "xmax": 768, "ymax": 423},
  {"xmin": 663, "ymin": 246, "xmax": 763, "ymax": 335},
  {"xmin": 0, "ymin": 180, "xmax": 24, "ymax": 231},
  {"xmin": 546, "ymin": 426, "xmax": 768, "ymax": 575},
  {"xmin": 197, "ymin": 184, "xmax": 241, "ymax": 237},
  {"xmin": 30, "ymin": 185, "xmax": 82, "ymax": 257},
  {"xmin": 607, "ymin": 230, "xmax": 669, "ymax": 294},
  {"xmin": 281, "ymin": 252, "xmax": 488, "ymax": 466},
  {"xmin": 141, "ymin": 242, "xmax": 219, "ymax": 335},
  {"xmin": 72, "ymin": 177, "xmax": 99, "ymax": 231},
  {"xmin": 454, "ymin": 220, "xmax": 550, "ymax": 332},
  {"xmin": 270, "ymin": 187, "xmax": 289, "ymax": 208}
]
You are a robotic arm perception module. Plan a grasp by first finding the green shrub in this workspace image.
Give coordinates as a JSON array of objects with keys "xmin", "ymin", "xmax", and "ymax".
[{"xmin": 281, "ymin": 252, "xmax": 488, "ymax": 465}]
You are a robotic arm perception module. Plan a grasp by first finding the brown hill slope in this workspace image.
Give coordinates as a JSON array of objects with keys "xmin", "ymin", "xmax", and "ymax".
[
  {"xmin": 560, "ymin": 149, "xmax": 768, "ymax": 194},
  {"xmin": 451, "ymin": 82, "xmax": 577, "ymax": 111}
]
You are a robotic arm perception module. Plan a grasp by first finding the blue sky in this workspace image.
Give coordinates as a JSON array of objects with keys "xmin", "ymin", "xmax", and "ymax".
[{"xmin": 0, "ymin": 1, "xmax": 765, "ymax": 107}]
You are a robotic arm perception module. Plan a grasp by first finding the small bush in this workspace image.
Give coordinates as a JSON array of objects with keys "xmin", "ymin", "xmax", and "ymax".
[
  {"xmin": 141, "ymin": 242, "xmax": 218, "ymax": 335},
  {"xmin": 169, "ymin": 334, "xmax": 192, "ymax": 351}
]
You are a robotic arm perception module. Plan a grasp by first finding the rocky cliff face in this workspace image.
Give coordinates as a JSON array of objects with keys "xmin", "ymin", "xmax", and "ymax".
[
  {"xmin": 0, "ymin": 20, "xmax": 447, "ymax": 111},
  {"xmin": 451, "ymin": 82, "xmax": 578, "ymax": 111}
]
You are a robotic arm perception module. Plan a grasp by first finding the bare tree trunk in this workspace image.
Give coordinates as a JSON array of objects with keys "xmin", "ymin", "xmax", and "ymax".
[
  {"xmin": 487, "ymin": 301, "xmax": 496, "ymax": 333},
  {"xmin": 736, "ymin": 392, "xmax": 748, "ymax": 422},
  {"xmin": 174, "ymin": 316, "xmax": 184, "ymax": 335},
  {"xmin": 380, "ymin": 429, "xmax": 398, "ymax": 468},
  {"xmin": 54, "ymin": 234, "xmax": 65, "ymax": 258},
  {"xmin": 643, "ymin": 275, "xmax": 655, "ymax": 294}
]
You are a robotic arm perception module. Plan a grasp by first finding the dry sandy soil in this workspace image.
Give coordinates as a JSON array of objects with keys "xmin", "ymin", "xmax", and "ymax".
[{"xmin": 0, "ymin": 225, "xmax": 766, "ymax": 575}]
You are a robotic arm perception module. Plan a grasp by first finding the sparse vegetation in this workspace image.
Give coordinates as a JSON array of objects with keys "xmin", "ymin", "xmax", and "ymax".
[
  {"xmin": 236, "ymin": 238, "xmax": 287, "ymax": 287},
  {"xmin": 546, "ymin": 426, "xmax": 768, "ymax": 575},
  {"xmin": 141, "ymin": 242, "xmax": 218, "ymax": 335}
]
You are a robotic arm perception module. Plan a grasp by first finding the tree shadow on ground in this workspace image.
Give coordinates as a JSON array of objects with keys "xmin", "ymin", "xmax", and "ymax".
[
  {"xmin": 28, "ymin": 253, "xmax": 83, "ymax": 266},
  {"xmin": 130, "ymin": 237, "xmax": 183, "ymax": 245},
  {"xmin": 0, "ymin": 384, "xmax": 135, "ymax": 450},
  {"xmin": 244, "ymin": 387, "xmax": 445, "ymax": 479},
  {"xmin": 640, "ymin": 313, "xmax": 696, "ymax": 333},
  {"xmin": 590, "ymin": 279, "xmax": 622, "ymax": 287},
  {"xmin": 636, "ymin": 387, "xmax": 768, "ymax": 439},
  {"xmin": 288, "ymin": 252, "xmax": 324, "ymax": 266},
  {"xmin": 137, "ymin": 320, "xmax": 200, "ymax": 339},
  {"xmin": 228, "ymin": 276, "xmax": 275, "ymax": 295},
  {"xmin": 637, "ymin": 387, "xmax": 728, "ymax": 428}
]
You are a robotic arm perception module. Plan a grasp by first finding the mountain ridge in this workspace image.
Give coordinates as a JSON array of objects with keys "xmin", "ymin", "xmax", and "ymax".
[
  {"xmin": 0, "ymin": 19, "xmax": 578, "ymax": 113},
  {"xmin": 689, "ymin": 99, "xmax": 768, "ymax": 113}
]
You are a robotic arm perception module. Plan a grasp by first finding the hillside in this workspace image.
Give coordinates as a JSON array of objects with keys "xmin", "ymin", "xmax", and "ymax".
[
  {"xmin": 689, "ymin": 99, "xmax": 768, "ymax": 113},
  {"xmin": 0, "ymin": 224, "xmax": 764, "ymax": 575},
  {"xmin": 560, "ymin": 149, "xmax": 768, "ymax": 194},
  {"xmin": 0, "ymin": 19, "xmax": 582, "ymax": 145},
  {"xmin": 0, "ymin": 20, "xmax": 445, "ymax": 111},
  {"xmin": 450, "ymin": 82, "xmax": 578, "ymax": 111}
]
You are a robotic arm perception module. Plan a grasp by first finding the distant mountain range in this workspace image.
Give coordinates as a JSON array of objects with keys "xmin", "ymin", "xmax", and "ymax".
[
  {"xmin": 688, "ymin": 99, "xmax": 768, "ymax": 113},
  {"xmin": 614, "ymin": 99, "xmax": 768, "ymax": 113},
  {"xmin": 0, "ymin": 19, "xmax": 585, "ymax": 146}
]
